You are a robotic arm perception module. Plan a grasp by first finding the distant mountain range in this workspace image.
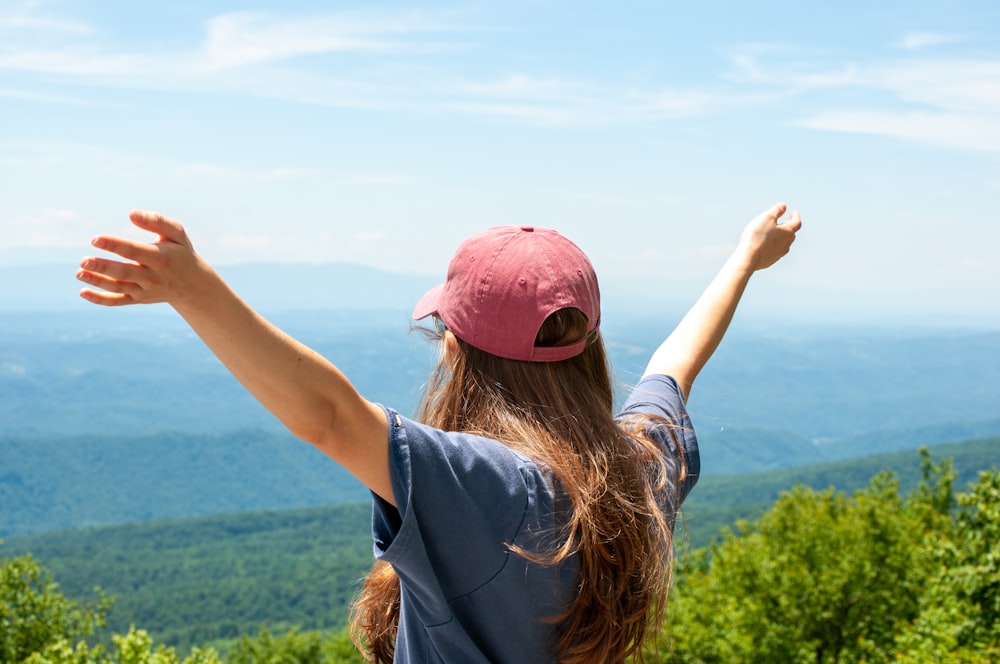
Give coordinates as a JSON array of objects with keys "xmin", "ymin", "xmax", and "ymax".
[
  {"xmin": 2, "ymin": 306, "xmax": 998, "ymax": 537},
  {"xmin": 1, "ymin": 261, "xmax": 441, "ymax": 313}
]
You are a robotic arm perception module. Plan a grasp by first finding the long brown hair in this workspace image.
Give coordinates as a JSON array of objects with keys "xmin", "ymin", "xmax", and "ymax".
[{"xmin": 351, "ymin": 308, "xmax": 681, "ymax": 663}]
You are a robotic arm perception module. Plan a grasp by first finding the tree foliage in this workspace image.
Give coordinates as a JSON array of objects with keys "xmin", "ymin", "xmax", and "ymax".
[
  {"xmin": 6, "ymin": 451, "xmax": 1000, "ymax": 663},
  {"xmin": 894, "ymin": 464, "xmax": 1000, "ymax": 662},
  {"xmin": 0, "ymin": 553, "xmax": 364, "ymax": 663},
  {"xmin": 654, "ymin": 451, "xmax": 1000, "ymax": 663},
  {"xmin": 0, "ymin": 552, "xmax": 111, "ymax": 663},
  {"xmin": 1, "ymin": 505, "xmax": 373, "ymax": 651},
  {"xmin": 225, "ymin": 627, "xmax": 365, "ymax": 664}
]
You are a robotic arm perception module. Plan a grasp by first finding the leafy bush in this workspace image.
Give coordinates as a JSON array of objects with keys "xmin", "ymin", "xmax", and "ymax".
[
  {"xmin": 654, "ymin": 451, "xmax": 1000, "ymax": 663},
  {"xmin": 0, "ymin": 552, "xmax": 111, "ymax": 662}
]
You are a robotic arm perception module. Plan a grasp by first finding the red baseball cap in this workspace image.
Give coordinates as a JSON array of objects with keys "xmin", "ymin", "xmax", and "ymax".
[{"xmin": 413, "ymin": 225, "xmax": 601, "ymax": 362}]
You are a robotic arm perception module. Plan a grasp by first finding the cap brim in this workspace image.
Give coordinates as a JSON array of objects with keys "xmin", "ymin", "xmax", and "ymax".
[{"xmin": 412, "ymin": 283, "xmax": 444, "ymax": 321}]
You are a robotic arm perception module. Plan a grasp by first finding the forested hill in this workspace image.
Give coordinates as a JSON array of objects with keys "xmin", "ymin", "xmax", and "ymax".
[
  {"xmin": 0, "ymin": 429, "xmax": 370, "ymax": 536},
  {"xmin": 1, "ymin": 437, "xmax": 996, "ymax": 652},
  {"xmin": 682, "ymin": 435, "xmax": 1000, "ymax": 545},
  {"xmin": 3, "ymin": 311, "xmax": 999, "ymax": 537},
  {"xmin": 4, "ymin": 426, "xmax": 1000, "ymax": 538}
]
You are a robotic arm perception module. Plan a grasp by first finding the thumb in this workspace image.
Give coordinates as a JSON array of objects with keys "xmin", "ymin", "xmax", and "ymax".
[
  {"xmin": 764, "ymin": 202, "xmax": 788, "ymax": 223},
  {"xmin": 129, "ymin": 210, "xmax": 192, "ymax": 247},
  {"xmin": 783, "ymin": 209, "xmax": 803, "ymax": 233}
]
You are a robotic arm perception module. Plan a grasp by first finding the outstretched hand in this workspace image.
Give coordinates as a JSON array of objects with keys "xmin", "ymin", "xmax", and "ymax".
[
  {"xmin": 77, "ymin": 210, "xmax": 204, "ymax": 307},
  {"xmin": 737, "ymin": 202, "xmax": 801, "ymax": 272},
  {"xmin": 642, "ymin": 201, "xmax": 803, "ymax": 395}
]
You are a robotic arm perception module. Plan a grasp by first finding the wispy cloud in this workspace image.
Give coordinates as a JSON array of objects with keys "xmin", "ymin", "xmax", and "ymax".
[
  {"xmin": 3, "ymin": 5, "xmax": 997, "ymax": 148},
  {"xmin": 354, "ymin": 230, "xmax": 386, "ymax": 242},
  {"xmin": 259, "ymin": 167, "xmax": 323, "ymax": 181},
  {"xmin": 3, "ymin": 207, "xmax": 92, "ymax": 249},
  {"xmin": 796, "ymin": 58, "xmax": 1000, "ymax": 151},
  {"xmin": 0, "ymin": 7, "xmax": 458, "ymax": 75},
  {"xmin": 898, "ymin": 32, "xmax": 962, "ymax": 50},
  {"xmin": 0, "ymin": 1, "xmax": 92, "ymax": 36},
  {"xmin": 727, "ymin": 41, "xmax": 1000, "ymax": 152},
  {"xmin": 558, "ymin": 190, "xmax": 637, "ymax": 206},
  {"xmin": 0, "ymin": 140, "xmax": 150, "ymax": 173},
  {"xmin": 800, "ymin": 110, "xmax": 1000, "ymax": 153},
  {"xmin": 199, "ymin": 10, "xmax": 455, "ymax": 71},
  {"xmin": 452, "ymin": 74, "xmax": 716, "ymax": 125},
  {"xmin": 169, "ymin": 163, "xmax": 326, "ymax": 181},
  {"xmin": 0, "ymin": 6, "xmax": 462, "ymax": 113},
  {"xmin": 0, "ymin": 86, "xmax": 105, "ymax": 105},
  {"xmin": 0, "ymin": 6, "xmax": 726, "ymax": 124},
  {"xmin": 169, "ymin": 163, "xmax": 236, "ymax": 178},
  {"xmin": 341, "ymin": 174, "xmax": 412, "ymax": 187}
]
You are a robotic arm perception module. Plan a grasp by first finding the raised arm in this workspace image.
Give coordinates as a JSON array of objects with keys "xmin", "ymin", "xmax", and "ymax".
[
  {"xmin": 643, "ymin": 202, "xmax": 801, "ymax": 400},
  {"xmin": 77, "ymin": 211, "xmax": 392, "ymax": 502}
]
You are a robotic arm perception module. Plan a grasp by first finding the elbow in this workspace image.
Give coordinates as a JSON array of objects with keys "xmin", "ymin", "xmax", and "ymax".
[
  {"xmin": 295, "ymin": 397, "xmax": 387, "ymax": 466},
  {"xmin": 285, "ymin": 402, "xmax": 341, "ymax": 454}
]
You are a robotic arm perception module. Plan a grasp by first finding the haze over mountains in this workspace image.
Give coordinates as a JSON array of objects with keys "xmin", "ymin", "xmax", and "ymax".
[
  {"xmin": 9, "ymin": 259, "xmax": 998, "ymax": 326},
  {"xmin": 3, "ymin": 258, "xmax": 999, "ymax": 538}
]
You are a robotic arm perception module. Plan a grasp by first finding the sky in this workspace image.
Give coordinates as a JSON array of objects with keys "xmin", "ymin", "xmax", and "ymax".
[{"xmin": 1, "ymin": 0, "xmax": 998, "ymax": 324}]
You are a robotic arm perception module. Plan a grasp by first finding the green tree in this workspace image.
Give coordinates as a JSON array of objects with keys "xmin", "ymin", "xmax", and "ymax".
[
  {"xmin": 23, "ymin": 627, "xmax": 221, "ymax": 664},
  {"xmin": 1, "ymin": 551, "xmax": 111, "ymax": 663},
  {"xmin": 654, "ymin": 464, "xmax": 950, "ymax": 663},
  {"xmin": 895, "ymin": 467, "xmax": 1000, "ymax": 662},
  {"xmin": 2, "ymin": 552, "xmax": 223, "ymax": 664},
  {"xmin": 225, "ymin": 627, "xmax": 365, "ymax": 664}
]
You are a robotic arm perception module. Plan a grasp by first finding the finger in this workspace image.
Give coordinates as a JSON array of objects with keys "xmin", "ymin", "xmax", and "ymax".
[
  {"xmin": 79, "ymin": 255, "xmax": 147, "ymax": 283},
  {"xmin": 784, "ymin": 210, "xmax": 803, "ymax": 232},
  {"xmin": 78, "ymin": 286, "xmax": 136, "ymax": 307},
  {"xmin": 90, "ymin": 235, "xmax": 161, "ymax": 265},
  {"xmin": 129, "ymin": 210, "xmax": 189, "ymax": 246},
  {"xmin": 76, "ymin": 266, "xmax": 142, "ymax": 297},
  {"xmin": 767, "ymin": 202, "xmax": 787, "ymax": 221}
]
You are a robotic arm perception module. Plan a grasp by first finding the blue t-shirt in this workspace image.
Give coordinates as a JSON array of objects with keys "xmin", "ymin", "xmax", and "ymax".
[{"xmin": 371, "ymin": 374, "xmax": 699, "ymax": 663}]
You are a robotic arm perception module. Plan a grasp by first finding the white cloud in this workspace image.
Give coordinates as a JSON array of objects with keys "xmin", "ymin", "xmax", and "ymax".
[
  {"xmin": 800, "ymin": 110, "xmax": 1000, "ymax": 153},
  {"xmin": 792, "ymin": 58, "xmax": 1000, "ymax": 151},
  {"xmin": 728, "ymin": 43, "xmax": 1000, "ymax": 152},
  {"xmin": 0, "ymin": 6, "xmax": 727, "ymax": 124},
  {"xmin": 559, "ymin": 190, "xmax": 636, "ymax": 206},
  {"xmin": 0, "ymin": 8, "xmax": 457, "ymax": 78},
  {"xmin": 341, "ymin": 173, "xmax": 411, "ymax": 187},
  {"xmin": 217, "ymin": 233, "xmax": 274, "ymax": 250},
  {"xmin": 258, "ymin": 167, "xmax": 323, "ymax": 181},
  {"xmin": 168, "ymin": 164, "xmax": 325, "ymax": 181},
  {"xmin": 169, "ymin": 163, "xmax": 236, "ymax": 178},
  {"xmin": 2, "ymin": 6, "xmax": 996, "ymax": 146},
  {"xmin": 0, "ymin": 207, "xmax": 95, "ymax": 249},
  {"xmin": 452, "ymin": 75, "xmax": 716, "ymax": 126},
  {"xmin": 0, "ymin": 1, "xmax": 91, "ymax": 36},
  {"xmin": 899, "ymin": 32, "xmax": 962, "ymax": 50},
  {"xmin": 0, "ymin": 86, "xmax": 106, "ymax": 105},
  {"xmin": 0, "ymin": 46, "xmax": 155, "ymax": 76},
  {"xmin": 884, "ymin": 59, "xmax": 1000, "ymax": 113},
  {"xmin": 199, "ymin": 10, "xmax": 452, "ymax": 71}
]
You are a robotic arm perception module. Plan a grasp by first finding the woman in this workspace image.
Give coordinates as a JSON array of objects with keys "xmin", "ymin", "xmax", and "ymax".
[{"xmin": 77, "ymin": 203, "xmax": 800, "ymax": 663}]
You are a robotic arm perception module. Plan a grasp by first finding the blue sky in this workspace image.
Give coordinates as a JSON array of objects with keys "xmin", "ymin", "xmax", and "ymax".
[{"xmin": 1, "ymin": 0, "xmax": 998, "ymax": 324}]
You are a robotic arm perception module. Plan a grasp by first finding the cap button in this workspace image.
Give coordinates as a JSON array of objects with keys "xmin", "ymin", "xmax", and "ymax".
[{"xmin": 520, "ymin": 226, "xmax": 534, "ymax": 232}]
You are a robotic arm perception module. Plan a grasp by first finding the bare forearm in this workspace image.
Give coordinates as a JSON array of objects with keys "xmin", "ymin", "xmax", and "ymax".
[
  {"xmin": 78, "ymin": 210, "xmax": 393, "ymax": 502},
  {"xmin": 171, "ymin": 266, "xmax": 360, "ymax": 446},
  {"xmin": 642, "ymin": 203, "xmax": 801, "ymax": 401},
  {"xmin": 643, "ymin": 251, "xmax": 753, "ymax": 399}
]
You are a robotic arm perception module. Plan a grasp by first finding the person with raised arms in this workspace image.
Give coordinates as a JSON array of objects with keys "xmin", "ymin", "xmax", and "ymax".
[{"xmin": 78, "ymin": 203, "xmax": 800, "ymax": 663}]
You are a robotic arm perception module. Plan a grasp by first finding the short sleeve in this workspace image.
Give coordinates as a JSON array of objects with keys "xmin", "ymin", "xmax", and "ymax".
[
  {"xmin": 367, "ymin": 409, "xmax": 567, "ymax": 662},
  {"xmin": 370, "ymin": 409, "xmax": 546, "ymax": 621},
  {"xmin": 617, "ymin": 374, "xmax": 701, "ymax": 503}
]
